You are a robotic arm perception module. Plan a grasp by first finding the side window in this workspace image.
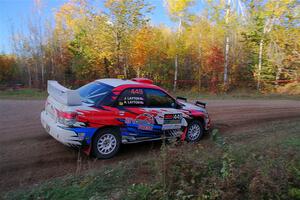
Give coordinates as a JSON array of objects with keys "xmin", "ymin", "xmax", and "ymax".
[
  {"xmin": 117, "ymin": 88, "xmax": 145, "ymax": 107},
  {"xmin": 145, "ymin": 89, "xmax": 175, "ymax": 108}
]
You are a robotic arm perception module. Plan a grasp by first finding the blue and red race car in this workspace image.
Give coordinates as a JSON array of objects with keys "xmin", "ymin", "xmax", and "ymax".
[{"xmin": 41, "ymin": 78, "xmax": 211, "ymax": 158}]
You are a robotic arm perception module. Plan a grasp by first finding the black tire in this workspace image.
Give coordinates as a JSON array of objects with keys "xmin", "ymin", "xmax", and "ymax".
[
  {"xmin": 186, "ymin": 120, "xmax": 204, "ymax": 142},
  {"xmin": 92, "ymin": 128, "xmax": 121, "ymax": 159}
]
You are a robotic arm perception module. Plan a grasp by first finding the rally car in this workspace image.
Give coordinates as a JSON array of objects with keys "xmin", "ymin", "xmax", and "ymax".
[{"xmin": 41, "ymin": 78, "xmax": 211, "ymax": 158}]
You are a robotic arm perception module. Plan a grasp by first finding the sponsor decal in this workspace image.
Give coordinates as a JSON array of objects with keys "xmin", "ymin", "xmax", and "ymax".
[
  {"xmin": 130, "ymin": 89, "xmax": 143, "ymax": 95},
  {"xmin": 123, "ymin": 96, "xmax": 144, "ymax": 105},
  {"xmin": 125, "ymin": 113, "xmax": 155, "ymax": 131},
  {"xmin": 163, "ymin": 113, "xmax": 182, "ymax": 124}
]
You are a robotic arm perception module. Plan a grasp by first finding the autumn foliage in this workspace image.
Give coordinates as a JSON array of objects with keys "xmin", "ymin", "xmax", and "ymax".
[
  {"xmin": 206, "ymin": 46, "xmax": 224, "ymax": 93},
  {"xmin": 3, "ymin": 0, "xmax": 300, "ymax": 93},
  {"xmin": 0, "ymin": 55, "xmax": 18, "ymax": 85}
]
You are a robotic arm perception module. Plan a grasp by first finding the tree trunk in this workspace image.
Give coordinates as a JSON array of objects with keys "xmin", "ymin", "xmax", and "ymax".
[
  {"xmin": 173, "ymin": 18, "xmax": 182, "ymax": 92},
  {"xmin": 51, "ymin": 54, "xmax": 54, "ymax": 78},
  {"xmin": 123, "ymin": 55, "xmax": 127, "ymax": 78},
  {"xmin": 275, "ymin": 65, "xmax": 282, "ymax": 87},
  {"xmin": 41, "ymin": 61, "xmax": 44, "ymax": 88},
  {"xmin": 104, "ymin": 57, "xmax": 110, "ymax": 78},
  {"xmin": 198, "ymin": 34, "xmax": 202, "ymax": 92},
  {"xmin": 173, "ymin": 55, "xmax": 178, "ymax": 92},
  {"xmin": 26, "ymin": 64, "xmax": 32, "ymax": 88},
  {"xmin": 224, "ymin": 0, "xmax": 230, "ymax": 89},
  {"xmin": 198, "ymin": 62, "xmax": 201, "ymax": 92},
  {"xmin": 257, "ymin": 39, "xmax": 264, "ymax": 90},
  {"xmin": 115, "ymin": 33, "xmax": 123, "ymax": 77},
  {"xmin": 35, "ymin": 62, "xmax": 39, "ymax": 88},
  {"xmin": 137, "ymin": 66, "xmax": 140, "ymax": 78},
  {"xmin": 224, "ymin": 35, "xmax": 229, "ymax": 86}
]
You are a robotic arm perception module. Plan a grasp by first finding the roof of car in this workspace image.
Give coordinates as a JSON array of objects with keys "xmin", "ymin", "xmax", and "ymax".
[
  {"xmin": 96, "ymin": 78, "xmax": 171, "ymax": 96},
  {"xmin": 96, "ymin": 78, "xmax": 141, "ymax": 87}
]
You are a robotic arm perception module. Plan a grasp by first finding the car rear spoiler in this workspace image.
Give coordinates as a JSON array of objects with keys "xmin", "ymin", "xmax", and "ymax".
[{"xmin": 47, "ymin": 80, "xmax": 82, "ymax": 106}]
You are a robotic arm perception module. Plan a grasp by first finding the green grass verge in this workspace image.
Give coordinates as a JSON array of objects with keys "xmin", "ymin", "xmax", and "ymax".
[
  {"xmin": 4, "ymin": 118, "xmax": 300, "ymax": 200},
  {"xmin": 4, "ymin": 158, "xmax": 157, "ymax": 200},
  {"xmin": 0, "ymin": 89, "xmax": 47, "ymax": 100}
]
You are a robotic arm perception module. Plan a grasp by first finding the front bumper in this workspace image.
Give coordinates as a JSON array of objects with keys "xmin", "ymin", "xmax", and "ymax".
[
  {"xmin": 41, "ymin": 111, "xmax": 82, "ymax": 146},
  {"xmin": 205, "ymin": 117, "xmax": 211, "ymax": 131}
]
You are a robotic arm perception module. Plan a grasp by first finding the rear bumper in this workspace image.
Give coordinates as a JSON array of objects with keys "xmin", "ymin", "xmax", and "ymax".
[{"xmin": 41, "ymin": 111, "xmax": 82, "ymax": 147}]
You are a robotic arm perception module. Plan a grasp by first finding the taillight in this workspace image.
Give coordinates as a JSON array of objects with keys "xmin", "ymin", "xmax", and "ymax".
[{"xmin": 56, "ymin": 110, "xmax": 78, "ymax": 126}]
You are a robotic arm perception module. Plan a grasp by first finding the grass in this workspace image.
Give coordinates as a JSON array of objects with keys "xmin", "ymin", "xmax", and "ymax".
[
  {"xmin": 0, "ymin": 88, "xmax": 47, "ymax": 100},
  {"xmin": 277, "ymin": 82, "xmax": 300, "ymax": 95},
  {"xmin": 3, "ymin": 158, "xmax": 157, "ymax": 200},
  {"xmin": 4, "ymin": 118, "xmax": 300, "ymax": 200}
]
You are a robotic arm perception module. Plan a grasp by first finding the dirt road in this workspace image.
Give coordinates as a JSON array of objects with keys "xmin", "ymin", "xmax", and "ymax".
[{"xmin": 1, "ymin": 99, "xmax": 300, "ymax": 193}]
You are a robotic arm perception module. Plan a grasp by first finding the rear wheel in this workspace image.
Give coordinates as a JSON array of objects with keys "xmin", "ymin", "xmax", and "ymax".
[
  {"xmin": 186, "ymin": 120, "xmax": 204, "ymax": 142},
  {"xmin": 92, "ymin": 128, "xmax": 121, "ymax": 159}
]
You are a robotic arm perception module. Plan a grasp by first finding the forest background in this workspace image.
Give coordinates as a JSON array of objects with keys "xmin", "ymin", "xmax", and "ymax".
[{"xmin": 0, "ymin": 0, "xmax": 299, "ymax": 94}]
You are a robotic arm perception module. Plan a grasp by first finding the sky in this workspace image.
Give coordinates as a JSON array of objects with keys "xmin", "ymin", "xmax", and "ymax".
[{"xmin": 0, "ymin": 0, "xmax": 204, "ymax": 53}]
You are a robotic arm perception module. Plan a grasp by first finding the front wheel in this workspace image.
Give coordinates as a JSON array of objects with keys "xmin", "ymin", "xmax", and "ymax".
[
  {"xmin": 92, "ymin": 128, "xmax": 121, "ymax": 159},
  {"xmin": 186, "ymin": 120, "xmax": 204, "ymax": 142}
]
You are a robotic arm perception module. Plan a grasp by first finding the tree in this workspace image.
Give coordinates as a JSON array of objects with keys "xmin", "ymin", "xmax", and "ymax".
[
  {"xmin": 223, "ymin": 0, "xmax": 247, "ymax": 89},
  {"xmin": 0, "ymin": 54, "xmax": 18, "ymax": 84},
  {"xmin": 142, "ymin": 26, "xmax": 174, "ymax": 87},
  {"xmin": 4, "ymin": 0, "xmax": 299, "ymax": 93},
  {"xmin": 104, "ymin": 0, "xmax": 153, "ymax": 78},
  {"xmin": 164, "ymin": 0, "xmax": 195, "ymax": 91},
  {"xmin": 206, "ymin": 45, "xmax": 224, "ymax": 93},
  {"xmin": 130, "ymin": 27, "xmax": 155, "ymax": 77},
  {"xmin": 204, "ymin": 0, "xmax": 247, "ymax": 90},
  {"xmin": 243, "ymin": 0, "xmax": 298, "ymax": 90},
  {"xmin": 54, "ymin": 0, "xmax": 95, "ymax": 82},
  {"xmin": 9, "ymin": 0, "xmax": 48, "ymax": 88}
]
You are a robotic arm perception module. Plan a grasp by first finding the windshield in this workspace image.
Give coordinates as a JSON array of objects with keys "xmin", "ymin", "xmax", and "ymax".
[{"xmin": 77, "ymin": 82, "xmax": 113, "ymax": 104}]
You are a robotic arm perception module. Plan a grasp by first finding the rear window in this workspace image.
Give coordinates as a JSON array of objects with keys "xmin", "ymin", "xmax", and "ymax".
[
  {"xmin": 77, "ymin": 82, "xmax": 113, "ymax": 104},
  {"xmin": 117, "ymin": 88, "xmax": 145, "ymax": 106}
]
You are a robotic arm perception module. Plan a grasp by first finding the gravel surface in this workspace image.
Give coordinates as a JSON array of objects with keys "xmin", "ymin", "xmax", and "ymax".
[{"xmin": 1, "ymin": 99, "xmax": 300, "ymax": 192}]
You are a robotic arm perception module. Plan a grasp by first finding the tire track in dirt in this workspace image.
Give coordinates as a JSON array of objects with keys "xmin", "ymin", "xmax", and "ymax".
[
  {"xmin": 206, "ymin": 100, "xmax": 300, "ymax": 132},
  {"xmin": 0, "ymin": 99, "xmax": 300, "ymax": 193}
]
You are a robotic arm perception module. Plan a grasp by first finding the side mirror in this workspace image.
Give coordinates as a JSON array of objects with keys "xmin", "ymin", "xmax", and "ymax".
[{"xmin": 171, "ymin": 102, "xmax": 182, "ymax": 109}]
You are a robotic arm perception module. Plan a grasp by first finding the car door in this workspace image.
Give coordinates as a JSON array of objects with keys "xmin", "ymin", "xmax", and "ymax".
[
  {"xmin": 116, "ymin": 88, "xmax": 158, "ymax": 139},
  {"xmin": 144, "ymin": 88, "xmax": 184, "ymax": 131}
]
